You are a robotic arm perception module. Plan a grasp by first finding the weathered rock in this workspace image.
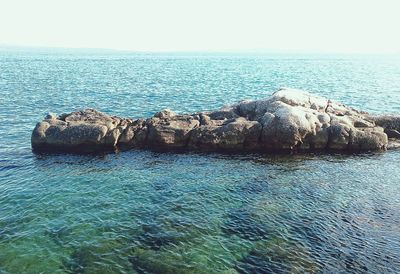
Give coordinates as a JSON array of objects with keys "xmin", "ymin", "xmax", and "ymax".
[
  {"xmin": 207, "ymin": 106, "xmax": 240, "ymax": 120},
  {"xmin": 31, "ymin": 88, "xmax": 400, "ymax": 153},
  {"xmin": 118, "ymin": 119, "xmax": 147, "ymax": 147},
  {"xmin": 385, "ymin": 129, "xmax": 400, "ymax": 139},
  {"xmin": 31, "ymin": 109, "xmax": 128, "ymax": 152},
  {"xmin": 45, "ymin": 112, "xmax": 57, "ymax": 120},
  {"xmin": 189, "ymin": 118, "xmax": 262, "ymax": 151},
  {"xmin": 146, "ymin": 113, "xmax": 200, "ymax": 149},
  {"xmin": 369, "ymin": 115, "xmax": 400, "ymax": 130},
  {"xmin": 348, "ymin": 127, "xmax": 387, "ymax": 151}
]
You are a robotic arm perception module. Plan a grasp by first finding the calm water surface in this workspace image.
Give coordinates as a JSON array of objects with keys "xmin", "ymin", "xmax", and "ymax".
[{"xmin": 1, "ymin": 51, "xmax": 400, "ymax": 273}]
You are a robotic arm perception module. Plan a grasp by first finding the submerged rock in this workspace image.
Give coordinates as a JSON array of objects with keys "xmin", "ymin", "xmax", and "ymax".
[
  {"xmin": 32, "ymin": 88, "xmax": 400, "ymax": 153},
  {"xmin": 235, "ymin": 237, "xmax": 320, "ymax": 273}
]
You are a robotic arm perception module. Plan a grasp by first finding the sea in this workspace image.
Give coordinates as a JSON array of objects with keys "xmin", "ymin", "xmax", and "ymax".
[{"xmin": 1, "ymin": 49, "xmax": 400, "ymax": 273}]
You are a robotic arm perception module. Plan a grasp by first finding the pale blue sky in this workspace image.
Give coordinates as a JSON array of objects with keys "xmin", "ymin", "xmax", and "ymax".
[{"xmin": 1, "ymin": 0, "xmax": 399, "ymax": 53}]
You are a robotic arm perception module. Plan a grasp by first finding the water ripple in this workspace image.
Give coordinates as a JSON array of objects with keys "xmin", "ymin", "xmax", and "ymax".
[{"xmin": 1, "ymin": 52, "xmax": 400, "ymax": 273}]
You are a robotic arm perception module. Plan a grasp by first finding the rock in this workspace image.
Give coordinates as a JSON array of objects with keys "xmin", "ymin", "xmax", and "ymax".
[
  {"xmin": 153, "ymin": 109, "xmax": 176, "ymax": 119},
  {"xmin": 146, "ymin": 114, "xmax": 200, "ymax": 149},
  {"xmin": 385, "ymin": 129, "xmax": 400, "ymax": 139},
  {"xmin": 327, "ymin": 124, "xmax": 351, "ymax": 150},
  {"xmin": 31, "ymin": 88, "xmax": 400, "ymax": 153},
  {"xmin": 236, "ymin": 236, "xmax": 319, "ymax": 273},
  {"xmin": 31, "ymin": 109, "xmax": 128, "ymax": 152},
  {"xmin": 118, "ymin": 119, "xmax": 148, "ymax": 147},
  {"xmin": 45, "ymin": 112, "xmax": 57, "ymax": 120},
  {"xmin": 354, "ymin": 120, "xmax": 374, "ymax": 128},
  {"xmin": 370, "ymin": 115, "xmax": 400, "ymax": 131},
  {"xmin": 260, "ymin": 103, "xmax": 326, "ymax": 150},
  {"xmin": 387, "ymin": 139, "xmax": 400, "ymax": 150},
  {"xmin": 189, "ymin": 118, "xmax": 262, "ymax": 151},
  {"xmin": 348, "ymin": 127, "xmax": 387, "ymax": 150},
  {"xmin": 207, "ymin": 106, "xmax": 240, "ymax": 120}
]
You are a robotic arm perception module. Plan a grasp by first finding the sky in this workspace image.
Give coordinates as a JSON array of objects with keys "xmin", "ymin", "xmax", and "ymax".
[{"xmin": 0, "ymin": 0, "xmax": 399, "ymax": 53}]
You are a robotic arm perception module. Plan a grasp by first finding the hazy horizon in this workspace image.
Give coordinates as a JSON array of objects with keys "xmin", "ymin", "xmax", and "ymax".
[
  {"xmin": 2, "ymin": 44, "xmax": 400, "ymax": 56},
  {"xmin": 1, "ymin": 0, "xmax": 400, "ymax": 54}
]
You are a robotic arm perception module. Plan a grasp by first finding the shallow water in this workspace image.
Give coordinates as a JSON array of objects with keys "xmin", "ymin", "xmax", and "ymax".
[{"xmin": 1, "ymin": 51, "xmax": 400, "ymax": 273}]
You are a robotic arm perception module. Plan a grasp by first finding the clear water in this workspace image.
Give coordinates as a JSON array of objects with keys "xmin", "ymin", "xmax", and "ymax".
[{"xmin": 1, "ymin": 51, "xmax": 400, "ymax": 273}]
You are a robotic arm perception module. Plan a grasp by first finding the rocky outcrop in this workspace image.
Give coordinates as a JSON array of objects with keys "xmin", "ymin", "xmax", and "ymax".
[
  {"xmin": 31, "ymin": 88, "xmax": 400, "ymax": 153},
  {"xmin": 31, "ymin": 109, "xmax": 132, "ymax": 152}
]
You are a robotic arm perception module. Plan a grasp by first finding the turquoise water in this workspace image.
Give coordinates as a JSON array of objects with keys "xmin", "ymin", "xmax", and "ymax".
[{"xmin": 1, "ymin": 51, "xmax": 400, "ymax": 273}]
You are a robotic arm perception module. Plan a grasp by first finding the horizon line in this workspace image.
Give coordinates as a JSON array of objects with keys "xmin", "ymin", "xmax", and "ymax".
[{"xmin": 1, "ymin": 44, "xmax": 400, "ymax": 56}]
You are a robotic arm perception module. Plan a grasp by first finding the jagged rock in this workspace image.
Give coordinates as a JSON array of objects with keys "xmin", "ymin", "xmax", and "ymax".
[{"xmin": 31, "ymin": 88, "xmax": 399, "ymax": 153}]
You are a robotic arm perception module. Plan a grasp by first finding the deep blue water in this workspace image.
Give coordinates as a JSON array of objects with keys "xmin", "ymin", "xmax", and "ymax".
[{"xmin": 1, "ymin": 51, "xmax": 400, "ymax": 273}]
